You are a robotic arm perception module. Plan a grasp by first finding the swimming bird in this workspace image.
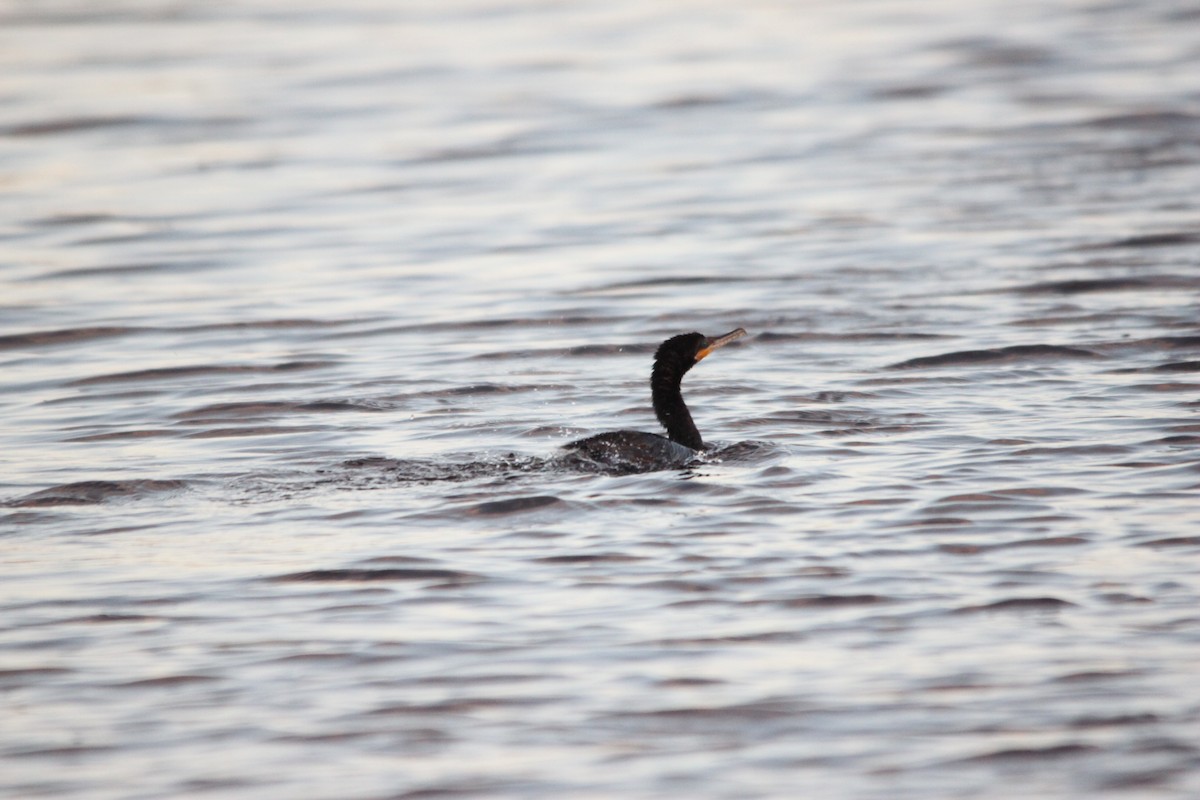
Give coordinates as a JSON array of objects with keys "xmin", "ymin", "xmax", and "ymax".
[{"xmin": 564, "ymin": 328, "xmax": 747, "ymax": 472}]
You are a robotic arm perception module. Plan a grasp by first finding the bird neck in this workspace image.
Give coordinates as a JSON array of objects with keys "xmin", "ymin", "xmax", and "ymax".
[{"xmin": 651, "ymin": 355, "xmax": 703, "ymax": 450}]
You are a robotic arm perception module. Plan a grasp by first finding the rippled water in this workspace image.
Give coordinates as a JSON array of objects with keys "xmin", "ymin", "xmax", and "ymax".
[{"xmin": 3, "ymin": 1, "xmax": 1200, "ymax": 797}]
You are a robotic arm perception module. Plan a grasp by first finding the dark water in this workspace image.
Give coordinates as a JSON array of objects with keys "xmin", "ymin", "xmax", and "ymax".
[{"xmin": 3, "ymin": 1, "xmax": 1200, "ymax": 797}]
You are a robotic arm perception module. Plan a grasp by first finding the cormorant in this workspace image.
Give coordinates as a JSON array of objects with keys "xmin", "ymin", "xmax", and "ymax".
[{"xmin": 564, "ymin": 328, "xmax": 746, "ymax": 472}]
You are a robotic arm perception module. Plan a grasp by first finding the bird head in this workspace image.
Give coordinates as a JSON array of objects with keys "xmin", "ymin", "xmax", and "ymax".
[{"xmin": 654, "ymin": 327, "xmax": 746, "ymax": 377}]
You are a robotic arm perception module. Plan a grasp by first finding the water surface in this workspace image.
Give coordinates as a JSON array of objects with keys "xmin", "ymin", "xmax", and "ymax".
[{"xmin": 2, "ymin": 1, "xmax": 1199, "ymax": 797}]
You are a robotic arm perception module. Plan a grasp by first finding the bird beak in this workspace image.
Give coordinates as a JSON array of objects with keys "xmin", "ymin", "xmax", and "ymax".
[{"xmin": 696, "ymin": 327, "xmax": 747, "ymax": 360}]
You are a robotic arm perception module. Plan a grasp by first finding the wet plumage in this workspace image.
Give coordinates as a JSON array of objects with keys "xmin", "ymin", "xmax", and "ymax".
[{"xmin": 565, "ymin": 328, "xmax": 746, "ymax": 472}]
